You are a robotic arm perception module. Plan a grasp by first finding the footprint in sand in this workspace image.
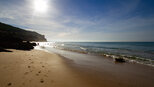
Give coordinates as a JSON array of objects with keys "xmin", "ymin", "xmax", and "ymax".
[
  {"xmin": 51, "ymin": 80, "xmax": 54, "ymax": 83},
  {"xmin": 22, "ymin": 83, "xmax": 25, "ymax": 86},
  {"xmin": 24, "ymin": 72, "xmax": 29, "ymax": 75},
  {"xmin": 31, "ymin": 62, "xmax": 34, "ymax": 64},
  {"xmin": 38, "ymin": 71, "xmax": 41, "ymax": 73},
  {"xmin": 44, "ymin": 75, "xmax": 48, "ymax": 77},
  {"xmin": 3, "ymin": 66, "xmax": 7, "ymax": 69},
  {"xmin": 42, "ymin": 66, "xmax": 45, "ymax": 68},
  {"xmin": 7, "ymin": 83, "xmax": 12, "ymax": 86},
  {"xmin": 40, "ymin": 79, "xmax": 44, "ymax": 83},
  {"xmin": 36, "ymin": 74, "xmax": 39, "ymax": 76},
  {"xmin": 29, "ymin": 59, "xmax": 31, "ymax": 60},
  {"xmin": 28, "ymin": 66, "xmax": 31, "ymax": 68}
]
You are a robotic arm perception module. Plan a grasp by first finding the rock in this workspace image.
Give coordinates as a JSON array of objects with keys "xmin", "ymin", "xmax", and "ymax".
[{"xmin": 114, "ymin": 57, "xmax": 125, "ymax": 62}]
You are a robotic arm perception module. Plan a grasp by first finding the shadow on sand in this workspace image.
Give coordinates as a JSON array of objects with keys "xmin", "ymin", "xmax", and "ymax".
[
  {"xmin": 0, "ymin": 48, "xmax": 13, "ymax": 52},
  {"xmin": 0, "ymin": 41, "xmax": 36, "ymax": 52}
]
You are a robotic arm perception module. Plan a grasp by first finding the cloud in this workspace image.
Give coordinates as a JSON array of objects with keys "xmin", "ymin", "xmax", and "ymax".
[
  {"xmin": 0, "ymin": 0, "xmax": 153, "ymax": 42},
  {"xmin": 0, "ymin": 14, "xmax": 14, "ymax": 19}
]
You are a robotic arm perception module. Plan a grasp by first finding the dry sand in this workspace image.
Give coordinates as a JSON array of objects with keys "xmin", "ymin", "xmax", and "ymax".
[
  {"xmin": 0, "ymin": 49, "xmax": 91, "ymax": 87},
  {"xmin": 0, "ymin": 49, "xmax": 154, "ymax": 87}
]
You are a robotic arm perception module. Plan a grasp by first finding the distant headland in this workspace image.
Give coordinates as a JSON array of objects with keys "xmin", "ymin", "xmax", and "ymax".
[{"xmin": 0, "ymin": 22, "xmax": 47, "ymax": 51}]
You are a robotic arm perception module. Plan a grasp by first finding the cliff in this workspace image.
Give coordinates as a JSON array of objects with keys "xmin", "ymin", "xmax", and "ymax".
[
  {"xmin": 0, "ymin": 22, "xmax": 47, "ymax": 42},
  {"xmin": 0, "ymin": 22, "xmax": 47, "ymax": 51}
]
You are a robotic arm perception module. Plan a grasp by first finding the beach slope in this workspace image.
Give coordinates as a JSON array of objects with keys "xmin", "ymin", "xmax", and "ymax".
[
  {"xmin": 0, "ymin": 49, "xmax": 154, "ymax": 87},
  {"xmin": 0, "ymin": 49, "xmax": 91, "ymax": 87}
]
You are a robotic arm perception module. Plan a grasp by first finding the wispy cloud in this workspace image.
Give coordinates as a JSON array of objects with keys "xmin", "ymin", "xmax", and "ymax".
[{"xmin": 0, "ymin": 0, "xmax": 154, "ymax": 41}]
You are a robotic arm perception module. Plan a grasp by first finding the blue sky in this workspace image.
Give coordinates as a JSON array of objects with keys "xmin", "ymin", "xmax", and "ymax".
[{"xmin": 0, "ymin": 0, "xmax": 154, "ymax": 42}]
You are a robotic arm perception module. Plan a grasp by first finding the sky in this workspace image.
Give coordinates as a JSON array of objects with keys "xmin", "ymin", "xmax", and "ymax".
[{"xmin": 0, "ymin": 0, "xmax": 154, "ymax": 42}]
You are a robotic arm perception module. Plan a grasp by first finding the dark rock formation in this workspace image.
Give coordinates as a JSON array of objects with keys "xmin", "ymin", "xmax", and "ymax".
[
  {"xmin": 0, "ymin": 22, "xmax": 47, "ymax": 42},
  {"xmin": 114, "ymin": 57, "xmax": 125, "ymax": 63},
  {"xmin": 0, "ymin": 22, "xmax": 47, "ymax": 51}
]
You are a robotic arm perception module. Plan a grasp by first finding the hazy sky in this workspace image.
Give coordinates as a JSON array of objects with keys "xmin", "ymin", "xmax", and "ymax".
[{"xmin": 0, "ymin": 0, "xmax": 154, "ymax": 42}]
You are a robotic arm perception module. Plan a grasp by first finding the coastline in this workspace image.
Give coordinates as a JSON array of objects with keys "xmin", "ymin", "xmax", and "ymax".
[
  {"xmin": 52, "ymin": 48, "xmax": 154, "ymax": 87},
  {"xmin": 0, "ymin": 49, "xmax": 154, "ymax": 87},
  {"xmin": 53, "ymin": 42, "xmax": 154, "ymax": 67}
]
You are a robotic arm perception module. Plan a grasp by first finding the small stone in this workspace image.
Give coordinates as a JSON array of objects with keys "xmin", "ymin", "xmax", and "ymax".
[{"xmin": 114, "ymin": 57, "xmax": 125, "ymax": 63}]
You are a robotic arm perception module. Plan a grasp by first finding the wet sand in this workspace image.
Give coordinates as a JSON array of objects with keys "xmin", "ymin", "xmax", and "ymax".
[{"xmin": 0, "ymin": 49, "xmax": 154, "ymax": 87}]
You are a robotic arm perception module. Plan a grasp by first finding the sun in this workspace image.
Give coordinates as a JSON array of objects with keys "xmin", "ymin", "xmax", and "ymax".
[{"xmin": 33, "ymin": 0, "xmax": 48, "ymax": 13}]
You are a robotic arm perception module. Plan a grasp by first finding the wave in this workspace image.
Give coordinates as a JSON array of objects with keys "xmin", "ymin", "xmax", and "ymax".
[
  {"xmin": 53, "ymin": 46, "xmax": 154, "ymax": 67},
  {"xmin": 80, "ymin": 47, "xmax": 87, "ymax": 51}
]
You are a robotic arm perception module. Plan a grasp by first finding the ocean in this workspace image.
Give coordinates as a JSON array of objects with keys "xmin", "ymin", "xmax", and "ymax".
[{"xmin": 36, "ymin": 42, "xmax": 154, "ymax": 66}]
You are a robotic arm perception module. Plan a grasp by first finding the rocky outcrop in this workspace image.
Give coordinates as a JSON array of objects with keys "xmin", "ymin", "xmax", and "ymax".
[{"xmin": 0, "ymin": 22, "xmax": 47, "ymax": 51}]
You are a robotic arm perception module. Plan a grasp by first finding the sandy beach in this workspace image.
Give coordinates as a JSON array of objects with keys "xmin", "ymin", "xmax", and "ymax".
[
  {"xmin": 0, "ymin": 49, "xmax": 90, "ymax": 87},
  {"xmin": 0, "ymin": 49, "xmax": 154, "ymax": 87}
]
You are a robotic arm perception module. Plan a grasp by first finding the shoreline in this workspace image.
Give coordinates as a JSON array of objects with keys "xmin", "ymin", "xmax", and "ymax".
[
  {"xmin": 56, "ymin": 50, "xmax": 154, "ymax": 87},
  {"xmin": 54, "ymin": 47, "xmax": 154, "ymax": 67},
  {"xmin": 0, "ymin": 49, "xmax": 154, "ymax": 87},
  {"xmin": 51, "ymin": 42, "xmax": 154, "ymax": 67},
  {"xmin": 40, "ymin": 47, "xmax": 154, "ymax": 87}
]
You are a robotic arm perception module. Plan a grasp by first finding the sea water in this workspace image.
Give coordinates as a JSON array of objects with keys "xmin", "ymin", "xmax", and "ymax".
[{"xmin": 36, "ymin": 42, "xmax": 154, "ymax": 66}]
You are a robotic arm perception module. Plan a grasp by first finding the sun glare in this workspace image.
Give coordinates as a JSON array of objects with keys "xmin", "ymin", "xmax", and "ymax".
[{"xmin": 33, "ymin": 0, "xmax": 48, "ymax": 13}]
